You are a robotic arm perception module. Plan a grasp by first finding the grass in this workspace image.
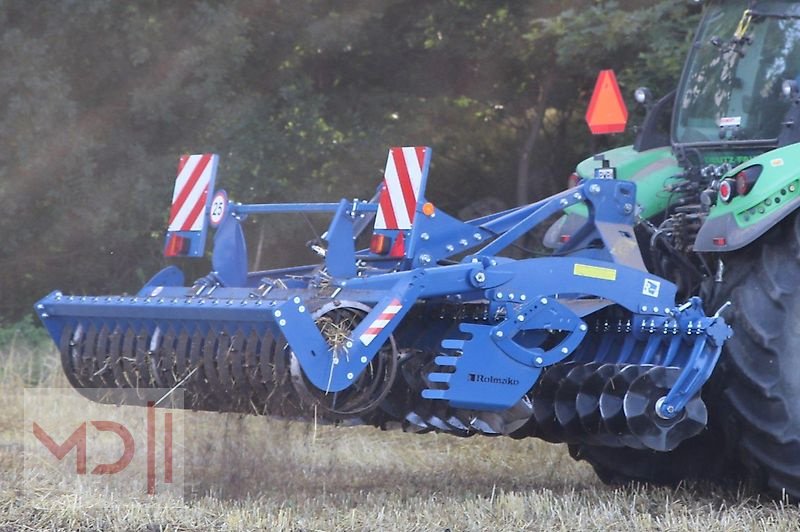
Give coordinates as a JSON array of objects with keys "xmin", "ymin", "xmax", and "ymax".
[{"xmin": 2, "ymin": 340, "xmax": 800, "ymax": 531}]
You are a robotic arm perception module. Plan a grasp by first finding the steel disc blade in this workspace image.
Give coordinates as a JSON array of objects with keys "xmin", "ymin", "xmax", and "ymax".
[
  {"xmin": 403, "ymin": 411, "xmax": 433, "ymax": 433},
  {"xmin": 599, "ymin": 364, "xmax": 649, "ymax": 449},
  {"xmin": 555, "ymin": 364, "xmax": 598, "ymax": 442},
  {"xmin": 469, "ymin": 416, "xmax": 501, "ymax": 435},
  {"xmin": 576, "ymin": 363, "xmax": 624, "ymax": 446},
  {"xmin": 496, "ymin": 396, "xmax": 535, "ymax": 436},
  {"xmin": 445, "ymin": 415, "xmax": 473, "ymax": 434},
  {"xmin": 623, "ymin": 366, "xmax": 708, "ymax": 452},
  {"xmin": 531, "ymin": 363, "xmax": 575, "ymax": 443},
  {"xmin": 426, "ymin": 413, "xmax": 454, "ymax": 432}
]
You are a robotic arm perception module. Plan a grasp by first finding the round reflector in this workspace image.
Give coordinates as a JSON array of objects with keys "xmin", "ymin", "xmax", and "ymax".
[{"xmin": 719, "ymin": 179, "xmax": 734, "ymax": 202}]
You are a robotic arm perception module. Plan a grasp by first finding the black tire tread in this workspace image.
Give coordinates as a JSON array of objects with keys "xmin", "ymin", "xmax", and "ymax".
[{"xmin": 707, "ymin": 211, "xmax": 800, "ymax": 499}]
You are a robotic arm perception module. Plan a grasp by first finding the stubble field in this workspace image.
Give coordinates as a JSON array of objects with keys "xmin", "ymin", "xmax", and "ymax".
[{"xmin": 1, "ymin": 339, "xmax": 799, "ymax": 531}]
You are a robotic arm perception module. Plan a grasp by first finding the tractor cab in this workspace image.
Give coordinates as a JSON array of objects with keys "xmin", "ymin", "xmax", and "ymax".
[
  {"xmin": 552, "ymin": 0, "xmax": 800, "ymax": 292},
  {"xmin": 671, "ymin": 0, "xmax": 800, "ymax": 152}
]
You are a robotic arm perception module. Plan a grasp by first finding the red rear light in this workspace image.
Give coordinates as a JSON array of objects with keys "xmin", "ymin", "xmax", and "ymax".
[
  {"xmin": 370, "ymin": 234, "xmax": 391, "ymax": 255},
  {"xmin": 719, "ymin": 179, "xmax": 734, "ymax": 202},
  {"xmin": 164, "ymin": 234, "xmax": 189, "ymax": 257},
  {"xmin": 713, "ymin": 237, "xmax": 727, "ymax": 246},
  {"xmin": 567, "ymin": 172, "xmax": 581, "ymax": 189},
  {"xmin": 735, "ymin": 172, "xmax": 750, "ymax": 195},
  {"xmin": 735, "ymin": 165, "xmax": 763, "ymax": 196},
  {"xmin": 389, "ymin": 231, "xmax": 406, "ymax": 258}
]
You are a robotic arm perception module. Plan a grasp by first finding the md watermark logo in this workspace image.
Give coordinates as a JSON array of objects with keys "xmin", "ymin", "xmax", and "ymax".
[{"xmin": 24, "ymin": 388, "xmax": 184, "ymax": 498}]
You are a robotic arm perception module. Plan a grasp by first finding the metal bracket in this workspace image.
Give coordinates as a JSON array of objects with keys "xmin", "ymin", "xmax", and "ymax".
[{"xmin": 655, "ymin": 297, "xmax": 733, "ymax": 419}]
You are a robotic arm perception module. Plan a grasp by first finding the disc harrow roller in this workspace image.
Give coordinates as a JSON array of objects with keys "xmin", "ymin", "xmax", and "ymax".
[{"xmin": 59, "ymin": 320, "xmax": 314, "ymax": 419}]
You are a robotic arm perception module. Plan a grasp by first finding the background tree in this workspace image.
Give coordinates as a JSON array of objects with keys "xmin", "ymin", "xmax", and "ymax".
[{"xmin": 0, "ymin": 0, "xmax": 699, "ymax": 321}]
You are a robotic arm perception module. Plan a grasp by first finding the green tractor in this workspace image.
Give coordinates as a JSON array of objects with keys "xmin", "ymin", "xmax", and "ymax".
[{"xmin": 559, "ymin": 0, "xmax": 800, "ymax": 497}]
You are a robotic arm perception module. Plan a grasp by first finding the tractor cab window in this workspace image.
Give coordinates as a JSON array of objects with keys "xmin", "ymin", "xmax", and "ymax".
[{"xmin": 674, "ymin": 1, "xmax": 800, "ymax": 145}]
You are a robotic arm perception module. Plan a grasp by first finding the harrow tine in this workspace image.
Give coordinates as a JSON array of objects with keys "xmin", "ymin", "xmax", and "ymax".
[
  {"xmin": 267, "ymin": 333, "xmax": 304, "ymax": 418},
  {"xmin": 202, "ymin": 329, "xmax": 229, "ymax": 409},
  {"xmin": 120, "ymin": 326, "xmax": 138, "ymax": 388},
  {"xmin": 187, "ymin": 328, "xmax": 212, "ymax": 410},
  {"xmin": 245, "ymin": 329, "xmax": 270, "ymax": 409},
  {"xmin": 227, "ymin": 328, "xmax": 250, "ymax": 410},
  {"xmin": 147, "ymin": 326, "xmax": 166, "ymax": 388},
  {"xmin": 261, "ymin": 330, "xmax": 283, "ymax": 413},
  {"xmin": 108, "ymin": 324, "xmax": 129, "ymax": 388},
  {"xmin": 94, "ymin": 325, "xmax": 116, "ymax": 388},
  {"xmin": 228, "ymin": 328, "xmax": 247, "ymax": 389},
  {"xmin": 175, "ymin": 327, "xmax": 190, "ymax": 377},
  {"xmin": 159, "ymin": 326, "xmax": 180, "ymax": 388},
  {"xmin": 133, "ymin": 327, "xmax": 152, "ymax": 388},
  {"xmin": 214, "ymin": 329, "xmax": 235, "ymax": 408},
  {"xmin": 59, "ymin": 324, "xmax": 82, "ymax": 389},
  {"xmin": 80, "ymin": 324, "xmax": 99, "ymax": 386}
]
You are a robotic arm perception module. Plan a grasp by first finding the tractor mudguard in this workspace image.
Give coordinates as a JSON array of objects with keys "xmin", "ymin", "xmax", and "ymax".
[
  {"xmin": 544, "ymin": 145, "xmax": 683, "ymax": 249},
  {"xmin": 695, "ymin": 143, "xmax": 800, "ymax": 252}
]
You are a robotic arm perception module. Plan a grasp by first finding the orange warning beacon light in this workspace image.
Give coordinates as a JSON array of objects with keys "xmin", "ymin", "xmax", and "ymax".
[{"xmin": 585, "ymin": 69, "xmax": 628, "ymax": 135}]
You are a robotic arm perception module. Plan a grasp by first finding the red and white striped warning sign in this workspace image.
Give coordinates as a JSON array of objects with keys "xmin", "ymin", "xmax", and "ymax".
[
  {"xmin": 168, "ymin": 154, "xmax": 218, "ymax": 232},
  {"xmin": 360, "ymin": 299, "xmax": 403, "ymax": 346},
  {"xmin": 375, "ymin": 147, "xmax": 428, "ymax": 230}
]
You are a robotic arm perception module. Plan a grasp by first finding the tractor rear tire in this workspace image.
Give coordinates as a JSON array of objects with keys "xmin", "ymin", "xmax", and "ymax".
[
  {"xmin": 568, "ymin": 426, "xmax": 732, "ymax": 487},
  {"xmin": 572, "ymin": 211, "xmax": 800, "ymax": 498},
  {"xmin": 703, "ymin": 210, "xmax": 800, "ymax": 499}
]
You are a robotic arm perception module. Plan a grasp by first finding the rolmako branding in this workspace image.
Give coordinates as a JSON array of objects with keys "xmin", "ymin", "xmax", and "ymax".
[{"xmin": 468, "ymin": 373, "xmax": 520, "ymax": 386}]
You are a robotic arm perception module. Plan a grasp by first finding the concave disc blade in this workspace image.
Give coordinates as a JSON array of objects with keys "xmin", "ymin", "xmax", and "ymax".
[
  {"xmin": 623, "ymin": 366, "xmax": 707, "ymax": 452},
  {"xmin": 531, "ymin": 363, "xmax": 575, "ymax": 443},
  {"xmin": 575, "ymin": 363, "xmax": 624, "ymax": 447},
  {"xmin": 555, "ymin": 363, "xmax": 599, "ymax": 442},
  {"xmin": 599, "ymin": 364, "xmax": 650, "ymax": 449}
]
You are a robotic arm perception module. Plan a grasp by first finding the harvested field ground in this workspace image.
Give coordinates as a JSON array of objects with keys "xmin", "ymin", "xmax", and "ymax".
[{"xmin": 2, "ymin": 343, "xmax": 800, "ymax": 531}]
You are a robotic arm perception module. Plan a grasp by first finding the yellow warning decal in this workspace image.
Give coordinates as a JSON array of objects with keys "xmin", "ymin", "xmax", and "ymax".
[{"xmin": 573, "ymin": 263, "xmax": 617, "ymax": 281}]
